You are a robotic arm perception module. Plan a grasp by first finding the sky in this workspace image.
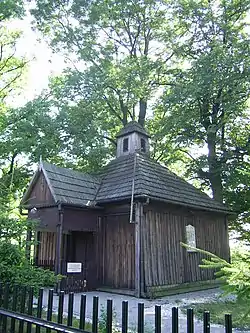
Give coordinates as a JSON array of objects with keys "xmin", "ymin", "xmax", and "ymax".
[{"xmin": 6, "ymin": 13, "xmax": 66, "ymax": 107}]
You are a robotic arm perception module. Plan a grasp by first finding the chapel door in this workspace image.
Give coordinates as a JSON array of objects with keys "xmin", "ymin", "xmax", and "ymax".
[{"xmin": 73, "ymin": 231, "xmax": 96, "ymax": 290}]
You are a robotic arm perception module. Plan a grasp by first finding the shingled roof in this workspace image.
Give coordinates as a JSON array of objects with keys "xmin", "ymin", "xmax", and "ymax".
[
  {"xmin": 21, "ymin": 161, "xmax": 101, "ymax": 207},
  {"xmin": 116, "ymin": 121, "xmax": 150, "ymax": 138},
  {"xmin": 96, "ymin": 153, "xmax": 229, "ymax": 213},
  {"xmin": 22, "ymin": 154, "xmax": 230, "ymax": 214}
]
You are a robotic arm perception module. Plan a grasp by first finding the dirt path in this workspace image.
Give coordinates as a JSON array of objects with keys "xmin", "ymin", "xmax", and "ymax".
[{"xmin": 40, "ymin": 288, "xmax": 247, "ymax": 333}]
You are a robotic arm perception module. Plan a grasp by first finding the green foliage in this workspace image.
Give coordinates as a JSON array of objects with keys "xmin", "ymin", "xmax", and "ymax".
[
  {"xmin": 225, "ymin": 162, "xmax": 250, "ymax": 241},
  {"xmin": 181, "ymin": 242, "xmax": 250, "ymax": 313},
  {"xmin": 0, "ymin": 0, "xmax": 247, "ymax": 243},
  {"xmin": 182, "ymin": 300, "xmax": 250, "ymax": 330},
  {"xmin": 0, "ymin": 241, "xmax": 60, "ymax": 295},
  {"xmin": 0, "ymin": 0, "xmax": 24, "ymax": 21}
]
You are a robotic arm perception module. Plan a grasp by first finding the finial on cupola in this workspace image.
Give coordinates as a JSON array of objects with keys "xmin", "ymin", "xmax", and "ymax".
[{"xmin": 116, "ymin": 121, "xmax": 150, "ymax": 158}]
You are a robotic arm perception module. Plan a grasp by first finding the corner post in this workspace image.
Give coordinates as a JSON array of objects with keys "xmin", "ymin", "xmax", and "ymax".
[
  {"xmin": 56, "ymin": 204, "xmax": 64, "ymax": 290},
  {"xmin": 135, "ymin": 201, "xmax": 143, "ymax": 298},
  {"xmin": 25, "ymin": 228, "xmax": 32, "ymax": 262}
]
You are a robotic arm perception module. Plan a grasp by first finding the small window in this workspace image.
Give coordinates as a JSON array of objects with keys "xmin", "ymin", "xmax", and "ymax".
[
  {"xmin": 123, "ymin": 138, "xmax": 129, "ymax": 152},
  {"xmin": 141, "ymin": 138, "xmax": 146, "ymax": 152},
  {"xmin": 185, "ymin": 224, "xmax": 197, "ymax": 252}
]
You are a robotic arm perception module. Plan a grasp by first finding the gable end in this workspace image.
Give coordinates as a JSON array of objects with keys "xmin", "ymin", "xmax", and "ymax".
[{"xmin": 21, "ymin": 168, "xmax": 56, "ymax": 208}]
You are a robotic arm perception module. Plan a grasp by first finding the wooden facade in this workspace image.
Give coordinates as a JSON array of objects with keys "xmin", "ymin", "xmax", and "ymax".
[
  {"xmin": 141, "ymin": 203, "xmax": 229, "ymax": 295},
  {"xmin": 27, "ymin": 172, "xmax": 54, "ymax": 207},
  {"xmin": 23, "ymin": 155, "xmax": 230, "ymax": 297},
  {"xmin": 98, "ymin": 214, "xmax": 135, "ymax": 290}
]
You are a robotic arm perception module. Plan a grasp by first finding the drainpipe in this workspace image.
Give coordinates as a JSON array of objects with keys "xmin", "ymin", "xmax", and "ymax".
[
  {"xmin": 129, "ymin": 153, "xmax": 138, "ymax": 223},
  {"xmin": 56, "ymin": 203, "xmax": 64, "ymax": 293}
]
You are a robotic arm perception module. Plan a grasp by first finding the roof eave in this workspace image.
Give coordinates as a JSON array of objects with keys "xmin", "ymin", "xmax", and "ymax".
[
  {"xmin": 97, "ymin": 194, "xmax": 233, "ymax": 215},
  {"xmin": 116, "ymin": 130, "xmax": 150, "ymax": 139},
  {"xmin": 147, "ymin": 195, "xmax": 233, "ymax": 215}
]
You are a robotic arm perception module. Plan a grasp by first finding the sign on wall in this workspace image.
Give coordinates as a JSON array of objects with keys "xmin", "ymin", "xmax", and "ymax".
[
  {"xmin": 185, "ymin": 224, "xmax": 197, "ymax": 252},
  {"xmin": 67, "ymin": 262, "xmax": 82, "ymax": 273}
]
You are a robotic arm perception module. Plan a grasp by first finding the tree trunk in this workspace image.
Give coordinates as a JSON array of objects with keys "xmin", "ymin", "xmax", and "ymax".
[
  {"xmin": 207, "ymin": 130, "xmax": 223, "ymax": 202},
  {"xmin": 138, "ymin": 99, "xmax": 147, "ymax": 127}
]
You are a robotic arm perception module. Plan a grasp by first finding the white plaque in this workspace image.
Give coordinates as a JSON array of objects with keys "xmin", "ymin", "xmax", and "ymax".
[
  {"xmin": 67, "ymin": 262, "xmax": 82, "ymax": 273},
  {"xmin": 185, "ymin": 224, "xmax": 197, "ymax": 252}
]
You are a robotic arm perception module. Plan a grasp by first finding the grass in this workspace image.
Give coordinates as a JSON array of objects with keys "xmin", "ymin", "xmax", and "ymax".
[
  {"xmin": 182, "ymin": 300, "xmax": 250, "ymax": 331},
  {"xmin": 4, "ymin": 309, "xmax": 93, "ymax": 332}
]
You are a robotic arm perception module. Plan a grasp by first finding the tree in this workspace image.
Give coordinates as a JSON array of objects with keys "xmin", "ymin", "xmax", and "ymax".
[
  {"xmin": 31, "ymin": 0, "xmax": 177, "ymax": 127},
  {"xmin": 0, "ymin": 0, "xmax": 27, "ymax": 107},
  {"xmin": 27, "ymin": 0, "xmax": 249, "ymax": 240},
  {"xmin": 155, "ymin": 0, "xmax": 250, "ymax": 204}
]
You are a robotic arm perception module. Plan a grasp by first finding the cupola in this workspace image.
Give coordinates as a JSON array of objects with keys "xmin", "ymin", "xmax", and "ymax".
[{"xmin": 116, "ymin": 121, "xmax": 150, "ymax": 158}]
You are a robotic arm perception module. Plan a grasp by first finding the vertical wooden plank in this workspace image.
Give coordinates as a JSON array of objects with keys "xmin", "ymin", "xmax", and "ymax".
[
  {"xmin": 135, "ymin": 202, "xmax": 141, "ymax": 297},
  {"xmin": 140, "ymin": 206, "xmax": 145, "ymax": 295},
  {"xmin": 55, "ymin": 206, "xmax": 63, "ymax": 282},
  {"xmin": 162, "ymin": 212, "xmax": 168, "ymax": 285},
  {"xmin": 147, "ymin": 211, "xmax": 154, "ymax": 287}
]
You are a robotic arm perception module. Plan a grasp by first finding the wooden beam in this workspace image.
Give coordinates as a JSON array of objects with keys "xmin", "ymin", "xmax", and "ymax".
[
  {"xmin": 140, "ymin": 204, "xmax": 145, "ymax": 296},
  {"xmin": 135, "ymin": 202, "xmax": 143, "ymax": 297},
  {"xmin": 34, "ymin": 231, "xmax": 41, "ymax": 265},
  {"xmin": 25, "ymin": 229, "xmax": 32, "ymax": 262},
  {"xmin": 55, "ymin": 204, "xmax": 64, "ymax": 292}
]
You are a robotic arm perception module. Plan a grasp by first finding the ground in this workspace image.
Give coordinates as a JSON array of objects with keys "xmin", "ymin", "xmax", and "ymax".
[{"xmin": 39, "ymin": 288, "xmax": 249, "ymax": 333}]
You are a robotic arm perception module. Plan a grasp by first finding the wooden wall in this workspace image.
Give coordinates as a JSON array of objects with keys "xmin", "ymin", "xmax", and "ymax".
[
  {"xmin": 142, "ymin": 203, "xmax": 229, "ymax": 288},
  {"xmin": 38, "ymin": 231, "xmax": 56, "ymax": 262},
  {"xmin": 37, "ymin": 231, "xmax": 69, "ymax": 262},
  {"xmin": 98, "ymin": 214, "xmax": 135, "ymax": 290},
  {"xmin": 26, "ymin": 171, "xmax": 55, "ymax": 207},
  {"xmin": 63, "ymin": 208, "xmax": 98, "ymax": 232},
  {"xmin": 29, "ymin": 207, "xmax": 59, "ymax": 231}
]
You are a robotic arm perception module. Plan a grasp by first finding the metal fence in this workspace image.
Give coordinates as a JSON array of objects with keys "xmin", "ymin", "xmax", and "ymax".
[{"xmin": 0, "ymin": 283, "xmax": 233, "ymax": 333}]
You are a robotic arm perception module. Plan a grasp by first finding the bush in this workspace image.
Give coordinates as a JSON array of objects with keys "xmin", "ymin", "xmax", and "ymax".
[
  {"xmin": 181, "ymin": 242, "xmax": 250, "ymax": 318},
  {"xmin": 0, "ymin": 241, "xmax": 61, "ymax": 295}
]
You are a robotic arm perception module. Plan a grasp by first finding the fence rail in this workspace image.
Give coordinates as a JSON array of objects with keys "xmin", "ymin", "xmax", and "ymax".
[{"xmin": 0, "ymin": 283, "xmax": 233, "ymax": 333}]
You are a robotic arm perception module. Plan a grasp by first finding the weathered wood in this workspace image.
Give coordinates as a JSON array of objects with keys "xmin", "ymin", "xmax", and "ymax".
[
  {"xmin": 143, "ymin": 202, "xmax": 229, "ymax": 289},
  {"xmin": 63, "ymin": 208, "xmax": 98, "ymax": 232},
  {"xmin": 55, "ymin": 206, "xmax": 63, "ymax": 277},
  {"xmin": 25, "ymin": 171, "xmax": 55, "ymax": 207},
  {"xmin": 38, "ymin": 231, "xmax": 56, "ymax": 262},
  {"xmin": 140, "ymin": 206, "xmax": 145, "ymax": 296},
  {"xmin": 100, "ymin": 214, "xmax": 135, "ymax": 290},
  {"xmin": 135, "ymin": 202, "xmax": 143, "ymax": 297}
]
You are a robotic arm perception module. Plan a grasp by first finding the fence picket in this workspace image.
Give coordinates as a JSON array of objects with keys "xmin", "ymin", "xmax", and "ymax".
[
  {"xmin": 172, "ymin": 307, "xmax": 178, "ymax": 333},
  {"xmin": 36, "ymin": 288, "xmax": 44, "ymax": 333},
  {"xmin": 26, "ymin": 286, "xmax": 34, "ymax": 333},
  {"xmin": 122, "ymin": 300, "xmax": 128, "ymax": 333},
  {"xmin": 46, "ymin": 289, "xmax": 54, "ymax": 333},
  {"xmin": 92, "ymin": 296, "xmax": 99, "ymax": 333},
  {"xmin": 138, "ymin": 303, "xmax": 144, "ymax": 333},
  {"xmin": 58, "ymin": 290, "xmax": 64, "ymax": 324},
  {"xmin": 225, "ymin": 314, "xmax": 232, "ymax": 333},
  {"xmin": 18, "ymin": 286, "xmax": 26, "ymax": 333},
  {"xmin": 155, "ymin": 305, "xmax": 161, "ymax": 333},
  {"xmin": 2, "ymin": 282, "xmax": 9, "ymax": 332},
  {"xmin": 67, "ymin": 292, "xmax": 74, "ymax": 327},
  {"xmin": 187, "ymin": 308, "xmax": 194, "ymax": 333},
  {"xmin": 79, "ymin": 294, "xmax": 86, "ymax": 330},
  {"xmin": 10, "ymin": 284, "xmax": 18, "ymax": 332},
  {"xmin": 203, "ymin": 311, "xmax": 210, "ymax": 333},
  {"xmin": 106, "ymin": 299, "xmax": 113, "ymax": 333}
]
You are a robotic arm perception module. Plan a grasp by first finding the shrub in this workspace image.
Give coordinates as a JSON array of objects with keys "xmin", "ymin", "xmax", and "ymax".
[
  {"xmin": 0, "ymin": 241, "xmax": 61, "ymax": 295},
  {"xmin": 181, "ymin": 242, "xmax": 250, "ymax": 317}
]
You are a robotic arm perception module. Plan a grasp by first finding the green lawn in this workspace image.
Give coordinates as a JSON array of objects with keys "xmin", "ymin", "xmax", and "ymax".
[
  {"xmin": 182, "ymin": 300, "xmax": 250, "ymax": 331},
  {"xmin": 4, "ymin": 311, "xmax": 93, "ymax": 332}
]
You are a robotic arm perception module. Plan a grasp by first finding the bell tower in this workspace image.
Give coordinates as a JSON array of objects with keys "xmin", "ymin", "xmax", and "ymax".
[{"xmin": 116, "ymin": 121, "xmax": 150, "ymax": 158}]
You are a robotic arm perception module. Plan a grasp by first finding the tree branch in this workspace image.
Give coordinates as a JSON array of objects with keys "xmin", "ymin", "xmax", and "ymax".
[{"xmin": 103, "ymin": 136, "xmax": 117, "ymax": 146}]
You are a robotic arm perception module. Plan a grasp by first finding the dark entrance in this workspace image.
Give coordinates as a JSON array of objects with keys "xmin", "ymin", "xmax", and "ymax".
[{"xmin": 61, "ymin": 231, "xmax": 96, "ymax": 292}]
